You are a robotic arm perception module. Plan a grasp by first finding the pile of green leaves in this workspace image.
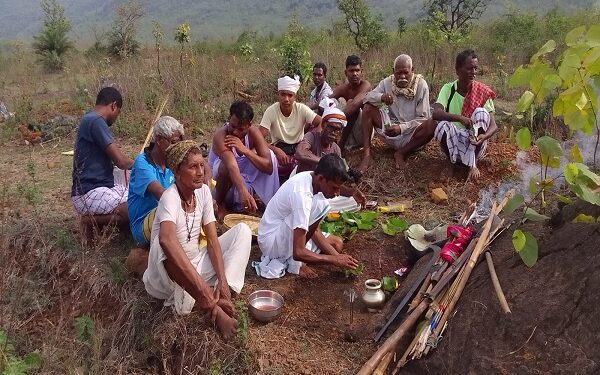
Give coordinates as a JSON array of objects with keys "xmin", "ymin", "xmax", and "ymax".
[
  {"xmin": 343, "ymin": 263, "xmax": 365, "ymax": 278},
  {"xmin": 381, "ymin": 218, "xmax": 410, "ymax": 236},
  {"xmin": 320, "ymin": 211, "xmax": 379, "ymax": 240}
]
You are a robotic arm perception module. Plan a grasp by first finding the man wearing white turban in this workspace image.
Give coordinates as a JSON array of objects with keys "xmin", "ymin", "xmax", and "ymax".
[{"xmin": 259, "ymin": 75, "xmax": 322, "ymax": 179}]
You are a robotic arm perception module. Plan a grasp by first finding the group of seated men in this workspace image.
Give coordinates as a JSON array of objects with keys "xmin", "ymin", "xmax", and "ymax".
[{"xmin": 70, "ymin": 48, "xmax": 497, "ymax": 338}]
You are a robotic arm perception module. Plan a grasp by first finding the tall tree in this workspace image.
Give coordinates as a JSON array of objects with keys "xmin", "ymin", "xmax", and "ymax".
[
  {"xmin": 108, "ymin": 0, "xmax": 144, "ymax": 58},
  {"xmin": 32, "ymin": 0, "xmax": 73, "ymax": 71},
  {"xmin": 336, "ymin": 0, "xmax": 388, "ymax": 51},
  {"xmin": 424, "ymin": 0, "xmax": 489, "ymax": 40}
]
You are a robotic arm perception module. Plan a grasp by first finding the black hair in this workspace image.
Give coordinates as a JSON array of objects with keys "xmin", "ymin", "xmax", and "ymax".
[
  {"xmin": 345, "ymin": 55, "xmax": 362, "ymax": 68},
  {"xmin": 456, "ymin": 49, "xmax": 477, "ymax": 69},
  {"xmin": 314, "ymin": 154, "xmax": 350, "ymax": 182},
  {"xmin": 96, "ymin": 87, "xmax": 123, "ymax": 108},
  {"xmin": 229, "ymin": 100, "xmax": 254, "ymax": 123},
  {"xmin": 313, "ymin": 62, "xmax": 328, "ymax": 75}
]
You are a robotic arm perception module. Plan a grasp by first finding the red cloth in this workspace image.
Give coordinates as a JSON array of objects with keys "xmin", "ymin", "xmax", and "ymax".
[{"xmin": 462, "ymin": 81, "xmax": 496, "ymax": 118}]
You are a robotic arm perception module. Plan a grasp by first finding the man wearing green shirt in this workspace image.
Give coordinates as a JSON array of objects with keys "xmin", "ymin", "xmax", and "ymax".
[{"xmin": 433, "ymin": 49, "xmax": 498, "ymax": 181}]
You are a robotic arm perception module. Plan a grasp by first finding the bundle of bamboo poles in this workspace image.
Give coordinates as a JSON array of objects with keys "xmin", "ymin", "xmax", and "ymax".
[{"xmin": 358, "ymin": 192, "xmax": 513, "ymax": 375}]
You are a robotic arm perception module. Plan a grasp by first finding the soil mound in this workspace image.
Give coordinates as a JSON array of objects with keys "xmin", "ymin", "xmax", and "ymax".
[{"xmin": 401, "ymin": 202, "xmax": 600, "ymax": 374}]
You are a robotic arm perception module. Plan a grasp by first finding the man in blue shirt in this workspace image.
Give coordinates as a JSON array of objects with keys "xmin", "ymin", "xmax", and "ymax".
[
  {"xmin": 128, "ymin": 116, "xmax": 184, "ymax": 247},
  {"xmin": 71, "ymin": 87, "xmax": 134, "ymax": 236}
]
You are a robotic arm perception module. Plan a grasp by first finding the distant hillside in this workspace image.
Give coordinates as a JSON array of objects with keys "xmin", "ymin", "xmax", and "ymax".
[{"xmin": 0, "ymin": 0, "xmax": 597, "ymax": 44}]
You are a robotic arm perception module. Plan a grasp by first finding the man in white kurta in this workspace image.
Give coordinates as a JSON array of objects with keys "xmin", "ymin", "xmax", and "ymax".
[{"xmin": 254, "ymin": 154, "xmax": 361, "ymax": 279}]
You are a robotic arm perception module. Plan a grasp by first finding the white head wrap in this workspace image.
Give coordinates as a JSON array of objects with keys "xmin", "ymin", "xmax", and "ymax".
[
  {"xmin": 319, "ymin": 97, "xmax": 336, "ymax": 111},
  {"xmin": 277, "ymin": 75, "xmax": 301, "ymax": 93},
  {"xmin": 322, "ymin": 107, "xmax": 347, "ymax": 127}
]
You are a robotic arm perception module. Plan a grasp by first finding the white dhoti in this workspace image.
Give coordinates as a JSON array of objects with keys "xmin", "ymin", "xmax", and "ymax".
[
  {"xmin": 434, "ymin": 107, "xmax": 490, "ymax": 167},
  {"xmin": 375, "ymin": 107, "xmax": 423, "ymax": 150},
  {"xmin": 254, "ymin": 195, "xmax": 330, "ymax": 279},
  {"xmin": 143, "ymin": 223, "xmax": 252, "ymax": 315}
]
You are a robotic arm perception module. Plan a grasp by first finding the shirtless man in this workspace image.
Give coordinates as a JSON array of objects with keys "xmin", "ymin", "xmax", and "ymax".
[{"xmin": 330, "ymin": 55, "xmax": 372, "ymax": 151}]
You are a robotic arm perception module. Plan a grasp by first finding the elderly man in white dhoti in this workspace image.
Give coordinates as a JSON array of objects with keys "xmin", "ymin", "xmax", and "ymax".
[
  {"xmin": 143, "ymin": 141, "xmax": 252, "ymax": 340},
  {"xmin": 358, "ymin": 54, "xmax": 436, "ymax": 172},
  {"xmin": 254, "ymin": 154, "xmax": 361, "ymax": 279}
]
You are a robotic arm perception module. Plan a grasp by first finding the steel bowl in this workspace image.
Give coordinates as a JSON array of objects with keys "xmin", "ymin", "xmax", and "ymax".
[{"xmin": 248, "ymin": 290, "xmax": 284, "ymax": 323}]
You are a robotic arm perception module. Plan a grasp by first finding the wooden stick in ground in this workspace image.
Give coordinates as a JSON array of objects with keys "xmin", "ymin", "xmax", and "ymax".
[
  {"xmin": 485, "ymin": 251, "xmax": 511, "ymax": 314},
  {"xmin": 373, "ymin": 352, "xmax": 394, "ymax": 375},
  {"xmin": 139, "ymin": 96, "xmax": 169, "ymax": 154}
]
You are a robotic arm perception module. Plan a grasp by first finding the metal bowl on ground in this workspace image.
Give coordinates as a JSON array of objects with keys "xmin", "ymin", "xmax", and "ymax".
[{"xmin": 248, "ymin": 290, "xmax": 284, "ymax": 323}]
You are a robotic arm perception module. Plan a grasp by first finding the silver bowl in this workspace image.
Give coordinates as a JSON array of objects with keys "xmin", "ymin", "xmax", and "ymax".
[{"xmin": 248, "ymin": 290, "xmax": 284, "ymax": 323}]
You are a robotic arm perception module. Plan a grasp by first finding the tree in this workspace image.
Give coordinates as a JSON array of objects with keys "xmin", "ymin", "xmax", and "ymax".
[
  {"xmin": 279, "ymin": 16, "xmax": 312, "ymax": 82},
  {"xmin": 174, "ymin": 23, "xmax": 190, "ymax": 69},
  {"xmin": 424, "ymin": 0, "xmax": 488, "ymax": 41},
  {"xmin": 397, "ymin": 17, "xmax": 407, "ymax": 37},
  {"xmin": 152, "ymin": 21, "xmax": 163, "ymax": 76},
  {"xmin": 108, "ymin": 0, "xmax": 144, "ymax": 58},
  {"xmin": 32, "ymin": 0, "xmax": 73, "ymax": 71},
  {"xmin": 336, "ymin": 0, "xmax": 389, "ymax": 51}
]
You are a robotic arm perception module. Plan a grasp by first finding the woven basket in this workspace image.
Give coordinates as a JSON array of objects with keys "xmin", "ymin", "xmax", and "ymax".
[{"xmin": 223, "ymin": 214, "xmax": 260, "ymax": 236}]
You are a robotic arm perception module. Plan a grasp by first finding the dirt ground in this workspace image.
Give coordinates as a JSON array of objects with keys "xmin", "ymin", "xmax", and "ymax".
[{"xmin": 1, "ymin": 123, "xmax": 555, "ymax": 375}]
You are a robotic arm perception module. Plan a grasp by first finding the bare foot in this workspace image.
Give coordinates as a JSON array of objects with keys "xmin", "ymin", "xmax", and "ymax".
[
  {"xmin": 393, "ymin": 150, "xmax": 407, "ymax": 169},
  {"xmin": 125, "ymin": 248, "xmax": 149, "ymax": 277},
  {"xmin": 467, "ymin": 166, "xmax": 480, "ymax": 182},
  {"xmin": 298, "ymin": 265, "xmax": 318, "ymax": 279},
  {"xmin": 357, "ymin": 152, "xmax": 372, "ymax": 173},
  {"xmin": 213, "ymin": 307, "xmax": 238, "ymax": 340}
]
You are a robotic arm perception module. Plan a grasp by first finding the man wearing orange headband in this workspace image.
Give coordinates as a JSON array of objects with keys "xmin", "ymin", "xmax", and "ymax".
[{"xmin": 295, "ymin": 105, "xmax": 346, "ymax": 173}]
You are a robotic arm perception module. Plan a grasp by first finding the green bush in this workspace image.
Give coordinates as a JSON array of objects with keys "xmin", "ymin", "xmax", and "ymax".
[{"xmin": 32, "ymin": 0, "xmax": 74, "ymax": 71}]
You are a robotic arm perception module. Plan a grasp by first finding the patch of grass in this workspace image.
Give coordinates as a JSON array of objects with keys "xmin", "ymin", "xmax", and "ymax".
[
  {"xmin": 109, "ymin": 257, "xmax": 127, "ymax": 284},
  {"xmin": 0, "ymin": 330, "xmax": 42, "ymax": 375}
]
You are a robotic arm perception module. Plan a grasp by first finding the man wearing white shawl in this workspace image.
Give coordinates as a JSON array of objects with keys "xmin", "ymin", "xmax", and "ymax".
[
  {"xmin": 359, "ymin": 54, "xmax": 436, "ymax": 171},
  {"xmin": 254, "ymin": 154, "xmax": 360, "ymax": 279},
  {"xmin": 259, "ymin": 75, "xmax": 322, "ymax": 178}
]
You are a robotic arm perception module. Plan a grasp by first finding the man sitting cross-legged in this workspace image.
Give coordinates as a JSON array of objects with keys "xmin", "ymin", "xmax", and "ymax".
[
  {"xmin": 259, "ymin": 76, "xmax": 322, "ymax": 178},
  {"xmin": 254, "ymin": 154, "xmax": 362, "ymax": 279},
  {"xmin": 358, "ymin": 54, "xmax": 435, "ymax": 172},
  {"xmin": 71, "ymin": 87, "xmax": 134, "ymax": 241},
  {"xmin": 433, "ymin": 49, "xmax": 498, "ymax": 181},
  {"xmin": 208, "ymin": 101, "xmax": 279, "ymax": 220}
]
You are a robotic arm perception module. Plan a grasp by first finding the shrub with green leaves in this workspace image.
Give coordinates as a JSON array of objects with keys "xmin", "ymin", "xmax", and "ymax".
[
  {"xmin": 336, "ymin": 0, "xmax": 388, "ymax": 51},
  {"xmin": 507, "ymin": 24, "xmax": 600, "ymax": 267},
  {"xmin": 279, "ymin": 17, "xmax": 312, "ymax": 82},
  {"xmin": 0, "ymin": 330, "xmax": 42, "ymax": 374},
  {"xmin": 32, "ymin": 0, "xmax": 73, "ymax": 71}
]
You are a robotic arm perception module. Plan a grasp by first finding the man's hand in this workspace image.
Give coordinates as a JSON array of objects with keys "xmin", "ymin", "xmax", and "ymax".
[
  {"xmin": 239, "ymin": 189, "xmax": 258, "ymax": 213},
  {"xmin": 469, "ymin": 134, "xmax": 484, "ymax": 146},
  {"xmin": 352, "ymin": 189, "xmax": 367, "ymax": 208},
  {"xmin": 214, "ymin": 283, "xmax": 234, "ymax": 317},
  {"xmin": 459, "ymin": 116, "xmax": 473, "ymax": 128},
  {"xmin": 384, "ymin": 124, "xmax": 402, "ymax": 137},
  {"xmin": 334, "ymin": 254, "xmax": 360, "ymax": 269},
  {"xmin": 273, "ymin": 147, "xmax": 293, "ymax": 166},
  {"xmin": 224, "ymin": 136, "xmax": 249, "ymax": 155},
  {"xmin": 382, "ymin": 93, "xmax": 394, "ymax": 105}
]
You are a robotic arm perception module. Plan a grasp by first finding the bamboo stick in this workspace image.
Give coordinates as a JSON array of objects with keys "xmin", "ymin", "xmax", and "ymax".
[
  {"xmin": 139, "ymin": 96, "xmax": 169, "ymax": 154},
  {"xmin": 357, "ymin": 301, "xmax": 429, "ymax": 375},
  {"xmin": 485, "ymin": 251, "xmax": 511, "ymax": 314},
  {"xmin": 373, "ymin": 352, "xmax": 394, "ymax": 375},
  {"xmin": 392, "ymin": 326, "xmax": 423, "ymax": 374}
]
